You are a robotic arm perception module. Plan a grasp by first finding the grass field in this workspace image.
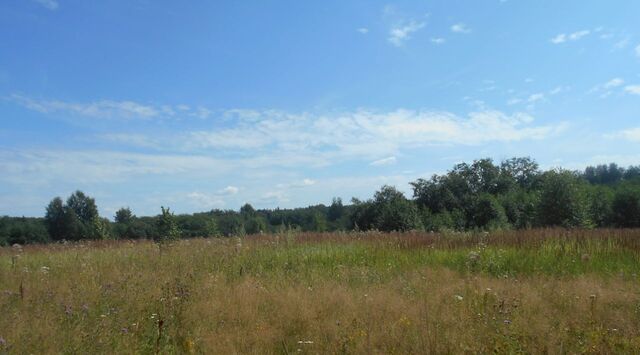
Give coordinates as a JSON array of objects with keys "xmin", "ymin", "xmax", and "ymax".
[{"xmin": 2, "ymin": 229, "xmax": 640, "ymax": 354}]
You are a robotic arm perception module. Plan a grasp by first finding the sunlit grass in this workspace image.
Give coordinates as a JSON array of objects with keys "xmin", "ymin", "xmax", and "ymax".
[{"xmin": 1, "ymin": 229, "xmax": 640, "ymax": 353}]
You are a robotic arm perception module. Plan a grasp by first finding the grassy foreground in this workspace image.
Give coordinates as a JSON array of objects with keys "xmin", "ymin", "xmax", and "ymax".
[{"xmin": 1, "ymin": 229, "xmax": 640, "ymax": 354}]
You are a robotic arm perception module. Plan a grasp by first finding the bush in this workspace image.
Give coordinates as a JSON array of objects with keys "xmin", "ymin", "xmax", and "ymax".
[{"xmin": 611, "ymin": 188, "xmax": 640, "ymax": 228}]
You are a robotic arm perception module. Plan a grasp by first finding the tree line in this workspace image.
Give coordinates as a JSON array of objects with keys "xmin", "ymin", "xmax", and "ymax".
[{"xmin": 2, "ymin": 157, "xmax": 640, "ymax": 245}]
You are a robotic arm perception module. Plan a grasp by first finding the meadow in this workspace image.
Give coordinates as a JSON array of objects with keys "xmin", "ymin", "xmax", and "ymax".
[{"xmin": 1, "ymin": 229, "xmax": 640, "ymax": 354}]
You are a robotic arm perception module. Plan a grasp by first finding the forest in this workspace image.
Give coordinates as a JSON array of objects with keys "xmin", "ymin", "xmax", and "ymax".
[{"xmin": 2, "ymin": 157, "xmax": 640, "ymax": 246}]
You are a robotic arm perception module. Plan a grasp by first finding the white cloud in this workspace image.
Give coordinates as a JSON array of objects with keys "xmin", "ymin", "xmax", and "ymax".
[
  {"xmin": 260, "ymin": 190, "xmax": 289, "ymax": 204},
  {"xmin": 219, "ymin": 186, "xmax": 239, "ymax": 195},
  {"xmin": 527, "ymin": 93, "xmax": 545, "ymax": 103},
  {"xmin": 589, "ymin": 78, "xmax": 625, "ymax": 98},
  {"xmin": 614, "ymin": 37, "xmax": 630, "ymax": 49},
  {"xmin": 388, "ymin": 21, "xmax": 426, "ymax": 46},
  {"xmin": 0, "ymin": 150, "xmax": 233, "ymax": 186},
  {"xmin": 100, "ymin": 133, "xmax": 160, "ymax": 149},
  {"xmin": 8, "ymin": 94, "xmax": 216, "ymax": 121},
  {"xmin": 10, "ymin": 94, "xmax": 159, "ymax": 120},
  {"xmin": 370, "ymin": 156, "xmax": 397, "ymax": 166},
  {"xmin": 451, "ymin": 23, "xmax": 471, "ymax": 34},
  {"xmin": 430, "ymin": 37, "xmax": 446, "ymax": 44},
  {"xmin": 33, "ymin": 0, "xmax": 58, "ymax": 10},
  {"xmin": 187, "ymin": 109, "xmax": 566, "ymax": 162},
  {"xmin": 357, "ymin": 28, "xmax": 369, "ymax": 34},
  {"xmin": 186, "ymin": 192, "xmax": 225, "ymax": 209},
  {"xmin": 291, "ymin": 179, "xmax": 317, "ymax": 188},
  {"xmin": 551, "ymin": 30, "xmax": 590, "ymax": 44},
  {"xmin": 0, "ymin": 108, "xmax": 567, "ymax": 196},
  {"xmin": 604, "ymin": 78, "xmax": 624, "ymax": 89},
  {"xmin": 624, "ymin": 85, "xmax": 640, "ymax": 95},
  {"xmin": 606, "ymin": 127, "xmax": 640, "ymax": 142}
]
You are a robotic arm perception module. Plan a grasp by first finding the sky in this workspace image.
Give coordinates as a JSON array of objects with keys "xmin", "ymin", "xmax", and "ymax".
[{"xmin": 1, "ymin": 0, "xmax": 640, "ymax": 218}]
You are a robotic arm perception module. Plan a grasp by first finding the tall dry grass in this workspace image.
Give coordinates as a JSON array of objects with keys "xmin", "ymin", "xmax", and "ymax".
[{"xmin": 1, "ymin": 229, "xmax": 640, "ymax": 353}]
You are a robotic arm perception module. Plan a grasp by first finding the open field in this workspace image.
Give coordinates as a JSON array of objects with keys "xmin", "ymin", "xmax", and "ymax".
[{"xmin": 2, "ymin": 229, "xmax": 640, "ymax": 353}]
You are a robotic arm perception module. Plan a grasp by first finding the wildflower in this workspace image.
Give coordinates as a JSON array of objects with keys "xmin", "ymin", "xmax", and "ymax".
[
  {"xmin": 121, "ymin": 327, "xmax": 128, "ymax": 334},
  {"xmin": 455, "ymin": 295, "xmax": 464, "ymax": 301},
  {"xmin": 503, "ymin": 319, "xmax": 511, "ymax": 325},
  {"xmin": 297, "ymin": 340, "xmax": 314, "ymax": 344},
  {"xmin": 64, "ymin": 305, "xmax": 73, "ymax": 316},
  {"xmin": 100, "ymin": 314, "xmax": 107, "ymax": 318},
  {"xmin": 0, "ymin": 336, "xmax": 5, "ymax": 347},
  {"xmin": 40, "ymin": 266, "xmax": 50, "ymax": 274}
]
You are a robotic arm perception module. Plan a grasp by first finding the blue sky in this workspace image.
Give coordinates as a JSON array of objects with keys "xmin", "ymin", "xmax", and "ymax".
[{"xmin": 1, "ymin": 0, "xmax": 640, "ymax": 218}]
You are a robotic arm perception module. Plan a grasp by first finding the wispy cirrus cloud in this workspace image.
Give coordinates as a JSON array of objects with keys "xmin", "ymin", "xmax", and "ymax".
[
  {"xmin": 33, "ymin": 0, "xmax": 58, "ymax": 10},
  {"xmin": 550, "ymin": 29, "xmax": 590, "ymax": 44},
  {"xmin": 370, "ymin": 156, "xmax": 397, "ymax": 166},
  {"xmin": 588, "ymin": 77, "xmax": 625, "ymax": 98},
  {"xmin": 1, "ymin": 106, "xmax": 567, "ymax": 188},
  {"xmin": 605, "ymin": 127, "xmax": 640, "ymax": 142},
  {"xmin": 186, "ymin": 109, "xmax": 565, "ymax": 160},
  {"xmin": 388, "ymin": 20, "xmax": 426, "ymax": 46},
  {"xmin": 8, "ymin": 94, "xmax": 214, "ymax": 120}
]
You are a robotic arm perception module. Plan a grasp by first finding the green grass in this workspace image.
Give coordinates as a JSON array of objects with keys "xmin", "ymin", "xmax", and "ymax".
[{"xmin": 1, "ymin": 230, "xmax": 640, "ymax": 353}]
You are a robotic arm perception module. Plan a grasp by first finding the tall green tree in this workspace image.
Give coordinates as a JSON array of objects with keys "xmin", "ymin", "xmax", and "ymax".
[
  {"xmin": 352, "ymin": 185, "xmax": 421, "ymax": 232},
  {"xmin": 536, "ymin": 170, "xmax": 589, "ymax": 227},
  {"xmin": 45, "ymin": 197, "xmax": 68, "ymax": 241},
  {"xmin": 115, "ymin": 207, "xmax": 134, "ymax": 224},
  {"xmin": 66, "ymin": 190, "xmax": 99, "ymax": 224},
  {"xmin": 156, "ymin": 206, "xmax": 180, "ymax": 242}
]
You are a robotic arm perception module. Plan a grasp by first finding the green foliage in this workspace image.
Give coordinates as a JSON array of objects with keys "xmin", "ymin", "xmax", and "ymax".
[
  {"xmin": 536, "ymin": 170, "xmax": 589, "ymax": 228},
  {"xmin": 45, "ymin": 191, "xmax": 105, "ymax": 241},
  {"xmin": 611, "ymin": 187, "xmax": 640, "ymax": 228},
  {"xmin": 351, "ymin": 186, "xmax": 421, "ymax": 232},
  {"xmin": 470, "ymin": 193, "xmax": 508, "ymax": 229},
  {"xmin": 114, "ymin": 207, "xmax": 133, "ymax": 224},
  {"xmin": 244, "ymin": 215, "xmax": 267, "ymax": 235},
  {"xmin": 500, "ymin": 156, "xmax": 540, "ymax": 190},
  {"xmin": 498, "ymin": 188, "xmax": 538, "ymax": 229},
  {"xmin": 327, "ymin": 197, "xmax": 344, "ymax": 222},
  {"xmin": 583, "ymin": 163, "xmax": 624, "ymax": 185},
  {"xmin": 156, "ymin": 206, "xmax": 180, "ymax": 242},
  {"xmin": 91, "ymin": 217, "xmax": 112, "ymax": 239},
  {"xmin": 585, "ymin": 185, "xmax": 614, "ymax": 228},
  {"xmin": 45, "ymin": 197, "xmax": 67, "ymax": 241},
  {"xmin": 0, "ymin": 216, "xmax": 49, "ymax": 246},
  {"xmin": 9, "ymin": 156, "xmax": 640, "ymax": 246},
  {"xmin": 239, "ymin": 203, "xmax": 256, "ymax": 216},
  {"xmin": 66, "ymin": 190, "xmax": 99, "ymax": 224}
]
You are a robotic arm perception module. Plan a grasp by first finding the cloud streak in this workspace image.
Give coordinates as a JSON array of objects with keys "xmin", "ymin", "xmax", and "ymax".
[
  {"xmin": 388, "ymin": 21, "xmax": 426, "ymax": 46},
  {"xmin": 8, "ymin": 94, "xmax": 214, "ymax": 120},
  {"xmin": 551, "ymin": 30, "xmax": 590, "ymax": 44},
  {"xmin": 33, "ymin": 0, "xmax": 58, "ymax": 10}
]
